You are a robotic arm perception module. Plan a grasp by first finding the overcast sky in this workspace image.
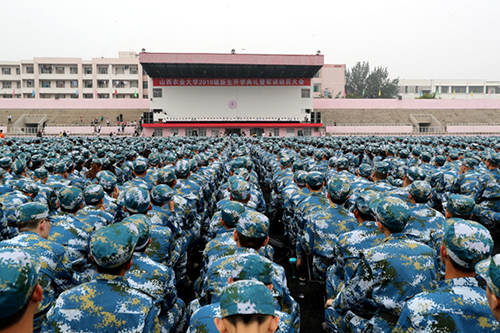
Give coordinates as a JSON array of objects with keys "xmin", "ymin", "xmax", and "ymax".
[{"xmin": 2, "ymin": 0, "xmax": 499, "ymax": 80}]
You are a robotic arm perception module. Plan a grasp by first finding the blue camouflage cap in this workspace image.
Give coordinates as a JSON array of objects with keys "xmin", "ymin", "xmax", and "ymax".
[
  {"xmin": 220, "ymin": 201, "xmax": 245, "ymax": 228},
  {"xmin": 230, "ymin": 180, "xmax": 251, "ymax": 201},
  {"xmin": 306, "ymin": 171, "xmax": 324, "ymax": 187},
  {"xmin": 220, "ymin": 280, "xmax": 275, "ymax": 318},
  {"xmin": 90, "ymin": 222, "xmax": 139, "ymax": 268},
  {"xmin": 0, "ymin": 157, "xmax": 12, "ymax": 168},
  {"xmin": 237, "ymin": 209, "xmax": 270, "ymax": 238},
  {"xmin": 96, "ymin": 171, "xmax": 117, "ymax": 192},
  {"xmin": 122, "ymin": 216, "xmax": 150, "ymax": 250},
  {"xmin": 420, "ymin": 152, "xmax": 431, "ymax": 162},
  {"xmin": 53, "ymin": 161, "xmax": 67, "ymax": 174},
  {"xmin": 446, "ymin": 194, "xmax": 475, "ymax": 217},
  {"xmin": 375, "ymin": 197, "xmax": 411, "ymax": 232},
  {"xmin": 175, "ymin": 159, "xmax": 191, "ymax": 177},
  {"xmin": 133, "ymin": 159, "xmax": 149, "ymax": 173},
  {"xmin": 373, "ymin": 161, "xmax": 389, "ymax": 174},
  {"xmin": 233, "ymin": 168, "xmax": 250, "ymax": 181},
  {"xmin": 58, "ymin": 186, "xmax": 84, "ymax": 211},
  {"xmin": 34, "ymin": 167, "xmax": 48, "ymax": 179},
  {"xmin": 151, "ymin": 184, "xmax": 174, "ymax": 205},
  {"xmin": 83, "ymin": 184, "xmax": 105, "ymax": 205},
  {"xmin": 444, "ymin": 219, "xmax": 493, "ymax": 269},
  {"xmin": 0, "ymin": 248, "xmax": 40, "ymax": 318},
  {"xmin": 486, "ymin": 153, "xmax": 500, "ymax": 166},
  {"xmin": 327, "ymin": 177, "xmax": 350, "ymax": 201},
  {"xmin": 124, "ymin": 187, "xmax": 151, "ymax": 213},
  {"xmin": 409, "ymin": 180, "xmax": 432, "ymax": 203},
  {"xmin": 280, "ymin": 155, "xmax": 293, "ymax": 167},
  {"xmin": 355, "ymin": 190, "xmax": 380, "ymax": 216},
  {"xmin": 157, "ymin": 168, "xmax": 176, "ymax": 184},
  {"xmin": 11, "ymin": 159, "xmax": 26, "ymax": 175},
  {"xmin": 358, "ymin": 164, "xmax": 372, "ymax": 177},
  {"xmin": 462, "ymin": 158, "xmax": 476, "ymax": 169},
  {"xmin": 148, "ymin": 153, "xmax": 161, "ymax": 166},
  {"xmin": 476, "ymin": 254, "xmax": 500, "ymax": 298},
  {"xmin": 294, "ymin": 170, "xmax": 308, "ymax": 187},
  {"xmin": 292, "ymin": 160, "xmax": 305, "ymax": 171},
  {"xmin": 435, "ymin": 155, "xmax": 446, "ymax": 165},
  {"xmin": 336, "ymin": 158, "xmax": 348, "ymax": 169},
  {"xmin": 16, "ymin": 202, "xmax": 49, "ymax": 223},
  {"xmin": 16, "ymin": 179, "xmax": 39, "ymax": 195},
  {"xmin": 232, "ymin": 254, "xmax": 273, "ymax": 285},
  {"xmin": 406, "ymin": 166, "xmax": 426, "ymax": 182}
]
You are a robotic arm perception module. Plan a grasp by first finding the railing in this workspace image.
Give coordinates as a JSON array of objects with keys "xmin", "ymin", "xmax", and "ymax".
[
  {"xmin": 332, "ymin": 123, "xmax": 413, "ymax": 126},
  {"xmin": 448, "ymin": 123, "xmax": 500, "ymax": 126},
  {"xmin": 415, "ymin": 126, "xmax": 445, "ymax": 133}
]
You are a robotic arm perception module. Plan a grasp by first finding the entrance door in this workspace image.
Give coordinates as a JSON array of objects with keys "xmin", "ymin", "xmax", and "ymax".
[{"xmin": 250, "ymin": 128, "xmax": 264, "ymax": 137}]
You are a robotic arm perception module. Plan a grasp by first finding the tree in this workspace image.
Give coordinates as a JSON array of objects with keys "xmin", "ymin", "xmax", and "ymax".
[{"xmin": 345, "ymin": 61, "xmax": 399, "ymax": 99}]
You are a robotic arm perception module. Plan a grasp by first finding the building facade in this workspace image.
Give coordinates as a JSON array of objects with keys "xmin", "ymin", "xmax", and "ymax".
[
  {"xmin": 312, "ymin": 64, "xmax": 346, "ymax": 99},
  {"xmin": 398, "ymin": 79, "xmax": 500, "ymax": 100}
]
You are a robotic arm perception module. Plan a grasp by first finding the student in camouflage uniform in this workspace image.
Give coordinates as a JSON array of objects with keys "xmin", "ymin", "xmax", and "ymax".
[
  {"xmin": 395, "ymin": 219, "xmax": 498, "ymax": 332},
  {"xmin": 476, "ymin": 254, "xmax": 500, "ymax": 323},
  {"xmin": 0, "ymin": 247, "xmax": 43, "ymax": 333},
  {"xmin": 42, "ymin": 222, "xmax": 159, "ymax": 332}
]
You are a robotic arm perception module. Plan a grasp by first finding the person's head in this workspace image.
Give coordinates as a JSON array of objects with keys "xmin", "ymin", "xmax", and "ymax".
[
  {"xmin": 357, "ymin": 163, "xmax": 372, "ymax": 179},
  {"xmin": 408, "ymin": 180, "xmax": 432, "ymax": 204},
  {"xmin": 335, "ymin": 158, "xmax": 349, "ymax": 172},
  {"xmin": 305, "ymin": 171, "xmax": 324, "ymax": 191},
  {"xmin": 124, "ymin": 187, "xmax": 152, "ymax": 215},
  {"xmin": 13, "ymin": 202, "xmax": 51, "ymax": 239},
  {"xmin": 96, "ymin": 171, "xmax": 118, "ymax": 196},
  {"xmin": 235, "ymin": 210, "xmax": 270, "ymax": 250},
  {"xmin": 220, "ymin": 201, "xmax": 245, "ymax": 229},
  {"xmin": 150, "ymin": 184, "xmax": 174, "ymax": 210},
  {"xmin": 372, "ymin": 162, "xmax": 389, "ymax": 180},
  {"xmin": 403, "ymin": 166, "xmax": 425, "ymax": 187},
  {"xmin": 354, "ymin": 190, "xmax": 380, "ymax": 222},
  {"xmin": 90, "ymin": 222, "xmax": 139, "ymax": 275},
  {"xmin": 58, "ymin": 186, "xmax": 84, "ymax": 213},
  {"xmin": 327, "ymin": 177, "xmax": 350, "ymax": 205},
  {"xmin": 122, "ymin": 215, "xmax": 151, "ymax": 253},
  {"xmin": 83, "ymin": 184, "xmax": 105, "ymax": 207},
  {"xmin": 175, "ymin": 159, "xmax": 191, "ymax": 179},
  {"xmin": 214, "ymin": 280, "xmax": 279, "ymax": 333},
  {"xmin": 33, "ymin": 167, "xmax": 48, "ymax": 184},
  {"xmin": 441, "ymin": 219, "xmax": 493, "ymax": 275},
  {"xmin": 133, "ymin": 159, "xmax": 149, "ymax": 177},
  {"xmin": 445, "ymin": 194, "xmax": 475, "ymax": 219},
  {"xmin": 0, "ymin": 248, "xmax": 43, "ymax": 331},
  {"xmin": 476, "ymin": 254, "xmax": 500, "ymax": 322},
  {"xmin": 157, "ymin": 168, "xmax": 177, "ymax": 187},
  {"xmin": 229, "ymin": 179, "xmax": 251, "ymax": 204},
  {"xmin": 374, "ymin": 197, "xmax": 411, "ymax": 235}
]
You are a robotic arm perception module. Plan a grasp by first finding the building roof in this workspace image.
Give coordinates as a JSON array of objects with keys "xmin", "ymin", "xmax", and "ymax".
[{"xmin": 140, "ymin": 52, "xmax": 324, "ymax": 79}]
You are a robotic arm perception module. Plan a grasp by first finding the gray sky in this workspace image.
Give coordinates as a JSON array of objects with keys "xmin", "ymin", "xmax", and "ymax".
[{"xmin": 2, "ymin": 0, "xmax": 499, "ymax": 80}]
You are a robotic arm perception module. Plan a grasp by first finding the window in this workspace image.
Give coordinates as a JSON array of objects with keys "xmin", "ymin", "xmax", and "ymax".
[
  {"xmin": 404, "ymin": 86, "xmax": 408, "ymax": 94},
  {"xmin": 55, "ymin": 67, "xmax": 64, "ymax": 74},
  {"xmin": 414, "ymin": 86, "xmax": 419, "ymax": 94},
  {"xmin": 451, "ymin": 86, "xmax": 466, "ymax": 94},
  {"xmin": 24, "ymin": 93, "xmax": 34, "ymax": 99},
  {"xmin": 84, "ymin": 67, "xmax": 92, "ymax": 75},
  {"xmin": 153, "ymin": 88, "xmax": 162, "ymax": 98},
  {"xmin": 2, "ymin": 81, "xmax": 11, "ymax": 89},
  {"xmin": 16, "ymin": 68, "xmax": 20, "ymax": 75},
  {"xmin": 143, "ymin": 94, "xmax": 149, "ymax": 99},
  {"xmin": 17, "ymin": 82, "xmax": 20, "ymax": 89},
  {"xmin": 131, "ymin": 93, "xmax": 138, "ymax": 99},
  {"xmin": 273, "ymin": 128, "xmax": 280, "ymax": 136},
  {"xmin": 303, "ymin": 128, "xmax": 312, "ymax": 136},
  {"xmin": 115, "ymin": 67, "xmax": 124, "ymax": 75},
  {"xmin": 286, "ymin": 128, "xmax": 295, "ymax": 136},
  {"xmin": 170, "ymin": 128, "xmax": 179, "ymax": 136},
  {"xmin": 70, "ymin": 67, "xmax": 78, "ymax": 74},
  {"xmin": 2, "ymin": 68, "xmax": 11, "ymax": 75},
  {"xmin": 71, "ymin": 93, "xmax": 78, "ymax": 99},
  {"xmin": 55, "ymin": 94, "xmax": 65, "ymax": 99},
  {"xmin": 198, "ymin": 128, "xmax": 207, "ymax": 137},
  {"xmin": 301, "ymin": 89, "xmax": 310, "ymax": 98},
  {"xmin": 3, "ymin": 94, "xmax": 12, "ymax": 99},
  {"xmin": 40, "ymin": 65, "xmax": 52, "ymax": 74},
  {"xmin": 26, "ymin": 80, "xmax": 34, "ymax": 88},
  {"xmin": 56, "ymin": 81, "xmax": 65, "ymax": 88},
  {"xmin": 84, "ymin": 80, "xmax": 93, "ymax": 88},
  {"xmin": 153, "ymin": 129, "xmax": 163, "ymax": 137},
  {"xmin": 114, "ymin": 80, "xmax": 125, "ymax": 88},
  {"xmin": 98, "ymin": 94, "xmax": 109, "ymax": 99},
  {"xmin": 98, "ymin": 67, "xmax": 108, "ymax": 75},
  {"xmin": 26, "ymin": 66, "xmax": 34, "ymax": 74},
  {"xmin": 185, "ymin": 128, "xmax": 193, "ymax": 136},
  {"xmin": 441, "ymin": 86, "xmax": 449, "ymax": 93},
  {"xmin": 211, "ymin": 129, "xmax": 220, "ymax": 137},
  {"xmin": 40, "ymin": 80, "xmax": 50, "ymax": 88},
  {"xmin": 83, "ymin": 94, "xmax": 93, "ymax": 99},
  {"xmin": 130, "ymin": 66, "xmax": 138, "ymax": 74},
  {"xmin": 313, "ymin": 83, "xmax": 321, "ymax": 93},
  {"xmin": 97, "ymin": 80, "xmax": 108, "ymax": 88},
  {"xmin": 469, "ymin": 86, "xmax": 484, "ymax": 94},
  {"xmin": 143, "ymin": 81, "xmax": 148, "ymax": 89},
  {"xmin": 130, "ymin": 81, "xmax": 138, "ymax": 88},
  {"xmin": 314, "ymin": 71, "xmax": 321, "ymax": 78},
  {"xmin": 116, "ymin": 94, "xmax": 125, "ymax": 99},
  {"xmin": 70, "ymin": 80, "xmax": 78, "ymax": 88},
  {"xmin": 40, "ymin": 94, "xmax": 51, "ymax": 99}
]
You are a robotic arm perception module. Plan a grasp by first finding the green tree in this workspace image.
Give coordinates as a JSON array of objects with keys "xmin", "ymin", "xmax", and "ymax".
[{"xmin": 345, "ymin": 62, "xmax": 399, "ymax": 99}]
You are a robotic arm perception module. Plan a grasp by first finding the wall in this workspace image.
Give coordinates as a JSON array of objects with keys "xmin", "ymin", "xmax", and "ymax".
[
  {"xmin": 314, "ymin": 99, "xmax": 500, "ymax": 110},
  {"xmin": 0, "ymin": 99, "xmax": 149, "ymax": 109},
  {"xmin": 326, "ymin": 125, "xmax": 413, "ymax": 134},
  {"xmin": 43, "ymin": 126, "xmax": 134, "ymax": 135},
  {"xmin": 313, "ymin": 64, "xmax": 345, "ymax": 98},
  {"xmin": 447, "ymin": 125, "xmax": 500, "ymax": 133},
  {"xmin": 151, "ymin": 86, "xmax": 312, "ymax": 119}
]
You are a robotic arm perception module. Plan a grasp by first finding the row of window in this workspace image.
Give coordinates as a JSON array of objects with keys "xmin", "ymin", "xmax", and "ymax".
[
  {"xmin": 2, "ymin": 80, "xmax": 145, "ymax": 89},
  {"xmin": 402, "ymin": 85, "xmax": 500, "ymax": 94},
  {"xmin": 178, "ymin": 127, "xmax": 312, "ymax": 137},
  {"xmin": 152, "ymin": 88, "xmax": 312, "ymax": 99},
  {"xmin": 1, "ymin": 66, "xmax": 140, "ymax": 75}
]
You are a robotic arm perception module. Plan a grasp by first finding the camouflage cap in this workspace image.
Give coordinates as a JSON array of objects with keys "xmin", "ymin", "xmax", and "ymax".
[
  {"xmin": 476, "ymin": 254, "xmax": 500, "ymax": 298},
  {"xmin": 373, "ymin": 161, "xmax": 389, "ymax": 174},
  {"xmin": 122, "ymin": 216, "xmax": 150, "ymax": 250},
  {"xmin": 292, "ymin": 160, "xmax": 305, "ymax": 171},
  {"xmin": 375, "ymin": 197, "xmax": 411, "ymax": 232},
  {"xmin": 446, "ymin": 194, "xmax": 475, "ymax": 217},
  {"xmin": 151, "ymin": 184, "xmax": 174, "ymax": 205},
  {"xmin": 486, "ymin": 152, "xmax": 500, "ymax": 166},
  {"xmin": 462, "ymin": 158, "xmax": 476, "ymax": 169},
  {"xmin": 0, "ymin": 248, "xmax": 40, "ymax": 318},
  {"xmin": 420, "ymin": 152, "xmax": 432, "ymax": 162},
  {"xmin": 236, "ymin": 209, "xmax": 270, "ymax": 238},
  {"xmin": 280, "ymin": 155, "xmax": 293, "ymax": 167},
  {"xmin": 233, "ymin": 168, "xmax": 250, "ymax": 181},
  {"xmin": 406, "ymin": 166, "xmax": 426, "ymax": 182},
  {"xmin": 90, "ymin": 222, "xmax": 139, "ymax": 268},
  {"xmin": 124, "ymin": 187, "xmax": 151, "ymax": 214},
  {"xmin": 83, "ymin": 184, "xmax": 105, "ymax": 205},
  {"xmin": 157, "ymin": 168, "xmax": 176, "ymax": 184},
  {"xmin": 294, "ymin": 170, "xmax": 308, "ymax": 187},
  {"xmin": 444, "ymin": 220, "xmax": 493, "ymax": 269},
  {"xmin": 11, "ymin": 159, "xmax": 26, "ymax": 175},
  {"xmin": 16, "ymin": 202, "xmax": 49, "ymax": 223},
  {"xmin": 53, "ymin": 161, "xmax": 67, "ymax": 174},
  {"xmin": 409, "ymin": 180, "xmax": 432, "ymax": 203},
  {"xmin": 232, "ymin": 254, "xmax": 273, "ymax": 285},
  {"xmin": 220, "ymin": 280, "xmax": 275, "ymax": 318},
  {"xmin": 220, "ymin": 201, "xmax": 245, "ymax": 228},
  {"xmin": 148, "ymin": 153, "xmax": 161, "ymax": 166},
  {"xmin": 58, "ymin": 186, "xmax": 84, "ymax": 211},
  {"xmin": 34, "ymin": 167, "xmax": 48, "ymax": 179},
  {"xmin": 175, "ymin": 159, "xmax": 191, "ymax": 178},
  {"xmin": 358, "ymin": 164, "xmax": 373, "ymax": 178},
  {"xmin": 165, "ymin": 152, "xmax": 177, "ymax": 163},
  {"xmin": 306, "ymin": 171, "xmax": 324, "ymax": 187},
  {"xmin": 336, "ymin": 158, "xmax": 349, "ymax": 169},
  {"xmin": 435, "ymin": 155, "xmax": 446, "ymax": 165},
  {"xmin": 133, "ymin": 159, "xmax": 149, "ymax": 173},
  {"xmin": 16, "ymin": 179, "xmax": 39, "ymax": 195},
  {"xmin": 230, "ymin": 180, "xmax": 251, "ymax": 201},
  {"xmin": 355, "ymin": 190, "xmax": 380, "ymax": 216},
  {"xmin": 96, "ymin": 171, "xmax": 117, "ymax": 192},
  {"xmin": 0, "ymin": 157, "xmax": 12, "ymax": 168},
  {"xmin": 399, "ymin": 149, "xmax": 410, "ymax": 158},
  {"xmin": 231, "ymin": 157, "xmax": 247, "ymax": 171},
  {"xmin": 327, "ymin": 177, "xmax": 350, "ymax": 201}
]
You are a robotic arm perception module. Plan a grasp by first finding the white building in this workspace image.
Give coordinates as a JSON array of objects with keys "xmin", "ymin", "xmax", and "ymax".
[
  {"xmin": 0, "ymin": 52, "xmax": 149, "ymax": 100},
  {"xmin": 398, "ymin": 79, "xmax": 500, "ymax": 100}
]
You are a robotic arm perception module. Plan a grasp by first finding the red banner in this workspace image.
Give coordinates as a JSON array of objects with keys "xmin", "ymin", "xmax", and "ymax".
[{"xmin": 153, "ymin": 77, "xmax": 311, "ymax": 87}]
